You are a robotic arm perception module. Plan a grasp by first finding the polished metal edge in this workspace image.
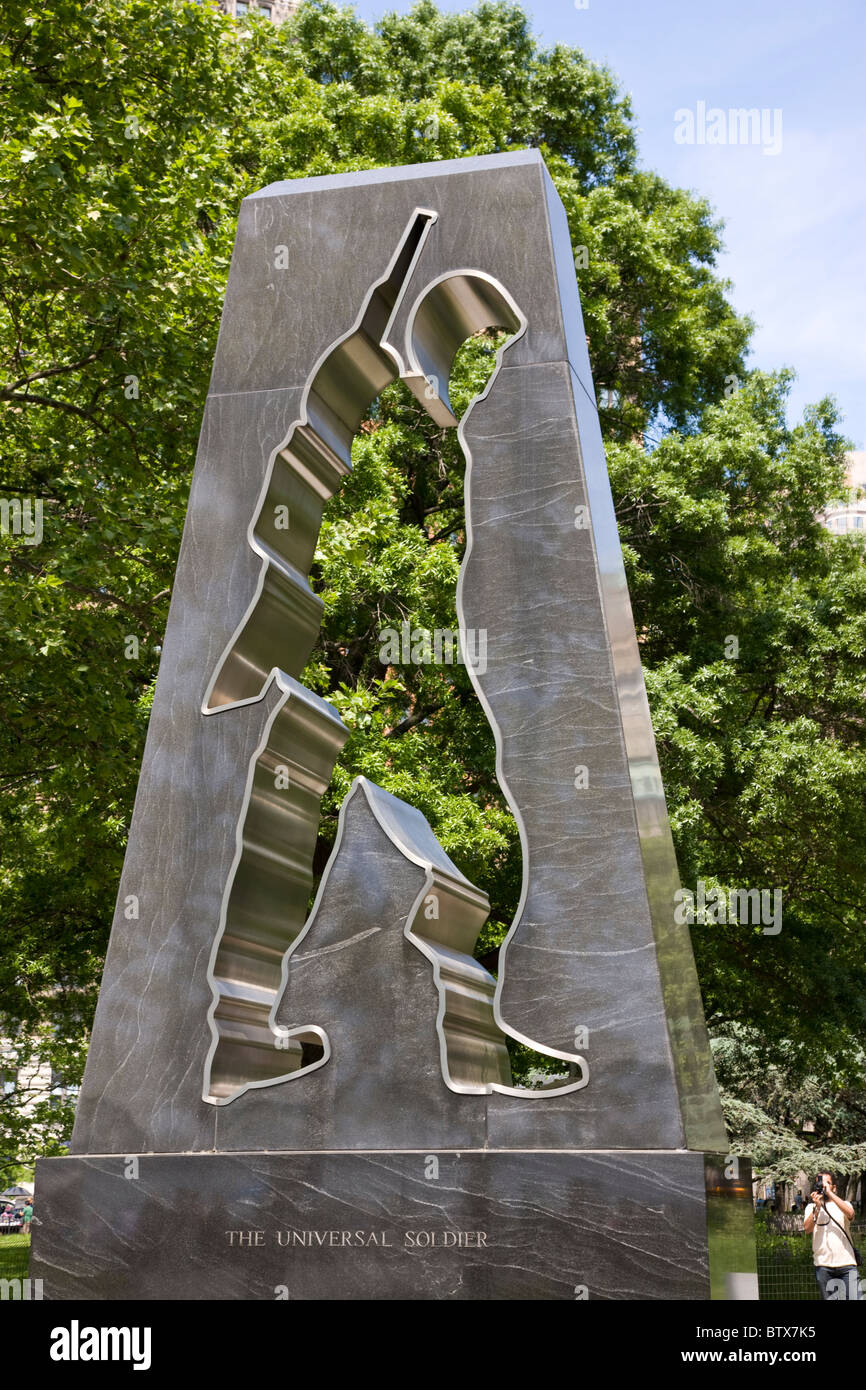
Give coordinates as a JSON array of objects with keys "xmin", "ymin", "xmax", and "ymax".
[{"xmin": 201, "ymin": 208, "xmax": 592, "ymax": 1104}]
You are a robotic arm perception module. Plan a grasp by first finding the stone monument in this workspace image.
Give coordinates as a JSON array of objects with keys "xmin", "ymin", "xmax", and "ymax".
[{"xmin": 31, "ymin": 151, "xmax": 757, "ymax": 1300}]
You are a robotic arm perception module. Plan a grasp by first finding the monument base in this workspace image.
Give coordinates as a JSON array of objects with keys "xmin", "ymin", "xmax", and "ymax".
[{"xmin": 31, "ymin": 1150, "xmax": 756, "ymax": 1300}]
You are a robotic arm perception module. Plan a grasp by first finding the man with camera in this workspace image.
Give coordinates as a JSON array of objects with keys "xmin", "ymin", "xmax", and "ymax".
[{"xmin": 804, "ymin": 1172, "xmax": 862, "ymax": 1300}]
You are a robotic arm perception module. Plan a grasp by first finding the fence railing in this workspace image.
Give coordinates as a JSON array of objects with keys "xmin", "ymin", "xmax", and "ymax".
[
  {"xmin": 756, "ymin": 1219, "xmax": 865, "ymax": 1301},
  {"xmin": 0, "ymin": 1234, "xmax": 30, "ymax": 1286}
]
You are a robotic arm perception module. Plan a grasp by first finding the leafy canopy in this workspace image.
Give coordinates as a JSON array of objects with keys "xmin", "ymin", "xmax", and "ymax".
[{"xmin": 0, "ymin": 0, "xmax": 862, "ymax": 1175}]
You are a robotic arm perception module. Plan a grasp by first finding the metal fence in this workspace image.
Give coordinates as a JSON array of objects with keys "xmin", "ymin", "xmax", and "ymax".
[
  {"xmin": 0, "ymin": 1234, "xmax": 31, "ymax": 1284},
  {"xmin": 756, "ymin": 1220, "xmax": 865, "ymax": 1301}
]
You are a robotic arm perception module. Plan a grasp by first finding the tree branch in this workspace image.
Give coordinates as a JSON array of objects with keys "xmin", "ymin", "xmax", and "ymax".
[
  {"xmin": 1, "ymin": 351, "xmax": 104, "ymax": 394},
  {"xmin": 0, "ymin": 390, "xmax": 108, "ymax": 430},
  {"xmin": 384, "ymin": 703, "xmax": 443, "ymax": 737}
]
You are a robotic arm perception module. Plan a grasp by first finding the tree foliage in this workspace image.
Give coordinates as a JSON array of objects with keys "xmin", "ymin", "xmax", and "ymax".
[
  {"xmin": 714, "ymin": 1029, "xmax": 866, "ymax": 1189},
  {"xmin": 0, "ymin": 0, "xmax": 863, "ymax": 1174}
]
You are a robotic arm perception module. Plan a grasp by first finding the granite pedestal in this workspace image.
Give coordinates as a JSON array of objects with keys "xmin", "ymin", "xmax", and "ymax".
[{"xmin": 31, "ymin": 1151, "xmax": 755, "ymax": 1301}]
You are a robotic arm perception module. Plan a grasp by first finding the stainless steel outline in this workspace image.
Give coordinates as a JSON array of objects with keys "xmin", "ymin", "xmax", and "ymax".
[
  {"xmin": 202, "ymin": 212, "xmax": 589, "ymax": 1103},
  {"xmin": 202, "ymin": 208, "xmax": 438, "ymax": 714}
]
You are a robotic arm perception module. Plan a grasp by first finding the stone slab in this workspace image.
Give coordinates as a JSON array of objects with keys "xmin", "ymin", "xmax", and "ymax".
[
  {"xmin": 70, "ymin": 150, "xmax": 726, "ymax": 1160},
  {"xmin": 30, "ymin": 1150, "xmax": 752, "ymax": 1301}
]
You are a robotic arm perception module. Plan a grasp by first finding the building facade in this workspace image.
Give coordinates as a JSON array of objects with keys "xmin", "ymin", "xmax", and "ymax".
[
  {"xmin": 820, "ymin": 451, "xmax": 866, "ymax": 536},
  {"xmin": 219, "ymin": 0, "xmax": 298, "ymax": 22}
]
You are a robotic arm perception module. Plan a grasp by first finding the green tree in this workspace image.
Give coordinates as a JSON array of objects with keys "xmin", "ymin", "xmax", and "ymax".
[
  {"xmin": 608, "ymin": 373, "xmax": 866, "ymax": 1068},
  {"xmin": 0, "ymin": 0, "xmax": 862, "ymax": 1171},
  {"xmin": 714, "ymin": 1027, "xmax": 866, "ymax": 1199}
]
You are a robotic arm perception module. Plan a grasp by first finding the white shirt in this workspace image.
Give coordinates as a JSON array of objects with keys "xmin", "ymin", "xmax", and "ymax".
[{"xmin": 805, "ymin": 1199, "xmax": 857, "ymax": 1268}]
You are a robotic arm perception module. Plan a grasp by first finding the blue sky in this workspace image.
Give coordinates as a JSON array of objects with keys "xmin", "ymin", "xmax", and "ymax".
[{"xmin": 350, "ymin": 0, "xmax": 866, "ymax": 447}]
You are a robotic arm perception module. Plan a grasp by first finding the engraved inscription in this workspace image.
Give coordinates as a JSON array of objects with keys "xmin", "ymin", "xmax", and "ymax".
[{"xmin": 224, "ymin": 1228, "xmax": 489, "ymax": 1249}]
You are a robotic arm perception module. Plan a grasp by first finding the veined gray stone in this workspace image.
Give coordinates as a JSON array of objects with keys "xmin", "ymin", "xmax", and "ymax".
[
  {"xmin": 68, "ymin": 149, "xmax": 725, "ymax": 1158},
  {"xmin": 37, "ymin": 151, "xmax": 750, "ymax": 1303}
]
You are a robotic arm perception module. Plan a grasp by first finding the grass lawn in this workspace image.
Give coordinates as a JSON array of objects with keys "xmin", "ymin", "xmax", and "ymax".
[{"xmin": 0, "ymin": 1234, "xmax": 30, "ymax": 1282}]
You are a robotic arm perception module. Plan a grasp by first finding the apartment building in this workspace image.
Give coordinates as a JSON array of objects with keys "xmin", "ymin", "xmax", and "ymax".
[
  {"xmin": 219, "ymin": 0, "xmax": 298, "ymax": 21},
  {"xmin": 820, "ymin": 451, "xmax": 866, "ymax": 536}
]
